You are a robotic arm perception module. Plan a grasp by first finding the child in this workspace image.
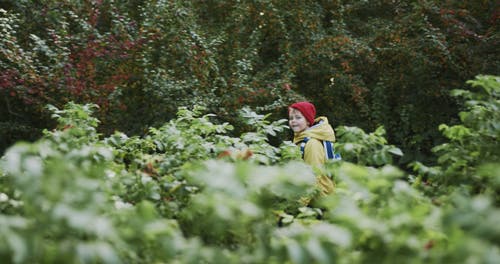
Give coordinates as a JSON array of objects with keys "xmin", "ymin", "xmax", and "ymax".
[{"xmin": 288, "ymin": 101, "xmax": 335, "ymax": 197}]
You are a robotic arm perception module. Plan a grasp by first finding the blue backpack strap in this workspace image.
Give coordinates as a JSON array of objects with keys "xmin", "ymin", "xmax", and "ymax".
[
  {"xmin": 324, "ymin": 140, "xmax": 334, "ymax": 159},
  {"xmin": 301, "ymin": 137, "xmax": 341, "ymax": 160},
  {"xmin": 323, "ymin": 140, "xmax": 342, "ymax": 160},
  {"xmin": 300, "ymin": 137, "xmax": 310, "ymax": 158}
]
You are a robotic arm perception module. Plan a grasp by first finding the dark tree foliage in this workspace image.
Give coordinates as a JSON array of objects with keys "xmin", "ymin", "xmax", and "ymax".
[{"xmin": 1, "ymin": 0, "xmax": 498, "ymax": 164}]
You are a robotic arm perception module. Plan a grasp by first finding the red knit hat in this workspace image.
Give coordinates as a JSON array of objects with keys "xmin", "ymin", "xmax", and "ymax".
[{"xmin": 290, "ymin": 101, "xmax": 316, "ymax": 125}]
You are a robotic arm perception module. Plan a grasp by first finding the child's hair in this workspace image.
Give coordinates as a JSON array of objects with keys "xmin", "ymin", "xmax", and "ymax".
[{"xmin": 289, "ymin": 101, "xmax": 316, "ymax": 125}]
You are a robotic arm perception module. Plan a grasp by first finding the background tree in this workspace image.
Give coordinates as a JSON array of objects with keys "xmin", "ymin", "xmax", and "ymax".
[{"xmin": 1, "ymin": 0, "xmax": 498, "ymax": 165}]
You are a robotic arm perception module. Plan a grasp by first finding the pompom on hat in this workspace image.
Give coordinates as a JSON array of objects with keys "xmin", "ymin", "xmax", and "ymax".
[{"xmin": 289, "ymin": 101, "xmax": 316, "ymax": 125}]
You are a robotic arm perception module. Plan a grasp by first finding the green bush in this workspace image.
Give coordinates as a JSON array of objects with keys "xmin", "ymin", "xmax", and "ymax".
[
  {"xmin": 412, "ymin": 75, "xmax": 500, "ymax": 199},
  {"xmin": 1, "ymin": 75, "xmax": 499, "ymax": 263}
]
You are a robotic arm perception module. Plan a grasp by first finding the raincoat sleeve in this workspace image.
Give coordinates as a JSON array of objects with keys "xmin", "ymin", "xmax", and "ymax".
[{"xmin": 303, "ymin": 139, "xmax": 335, "ymax": 197}]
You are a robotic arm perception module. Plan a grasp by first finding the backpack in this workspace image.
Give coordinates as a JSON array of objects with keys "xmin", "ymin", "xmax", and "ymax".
[{"xmin": 300, "ymin": 137, "xmax": 342, "ymax": 161}]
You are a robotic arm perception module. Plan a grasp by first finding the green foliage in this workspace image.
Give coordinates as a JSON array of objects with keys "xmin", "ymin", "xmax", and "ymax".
[
  {"xmin": 2, "ymin": 1, "xmax": 497, "ymax": 161},
  {"xmin": 411, "ymin": 75, "xmax": 500, "ymax": 198},
  {"xmin": 336, "ymin": 126, "xmax": 403, "ymax": 166},
  {"xmin": 0, "ymin": 102, "xmax": 290, "ymax": 263},
  {"xmin": 178, "ymin": 160, "xmax": 316, "ymax": 247},
  {"xmin": 45, "ymin": 102, "xmax": 101, "ymax": 144},
  {"xmin": 0, "ymin": 0, "xmax": 499, "ymax": 259},
  {"xmin": 1, "ymin": 87, "xmax": 499, "ymax": 263},
  {"xmin": 285, "ymin": 0, "xmax": 498, "ymax": 163}
]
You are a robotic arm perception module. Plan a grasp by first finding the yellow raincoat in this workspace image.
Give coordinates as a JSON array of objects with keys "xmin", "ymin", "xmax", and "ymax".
[{"xmin": 293, "ymin": 116, "xmax": 336, "ymax": 197}]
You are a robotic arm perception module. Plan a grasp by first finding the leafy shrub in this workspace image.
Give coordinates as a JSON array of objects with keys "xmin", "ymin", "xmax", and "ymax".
[
  {"xmin": 412, "ymin": 75, "xmax": 500, "ymax": 198},
  {"xmin": 1, "ymin": 77, "xmax": 499, "ymax": 264},
  {"xmin": 335, "ymin": 126, "xmax": 403, "ymax": 166}
]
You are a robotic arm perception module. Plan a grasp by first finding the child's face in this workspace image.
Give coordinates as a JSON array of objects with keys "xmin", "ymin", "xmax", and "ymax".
[{"xmin": 288, "ymin": 108, "xmax": 309, "ymax": 133}]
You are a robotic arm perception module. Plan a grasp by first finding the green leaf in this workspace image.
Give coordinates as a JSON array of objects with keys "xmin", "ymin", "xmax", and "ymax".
[{"xmin": 388, "ymin": 147, "xmax": 403, "ymax": 156}]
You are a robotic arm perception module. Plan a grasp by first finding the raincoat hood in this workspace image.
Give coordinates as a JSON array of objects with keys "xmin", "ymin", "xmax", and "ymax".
[{"xmin": 293, "ymin": 116, "xmax": 336, "ymax": 144}]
